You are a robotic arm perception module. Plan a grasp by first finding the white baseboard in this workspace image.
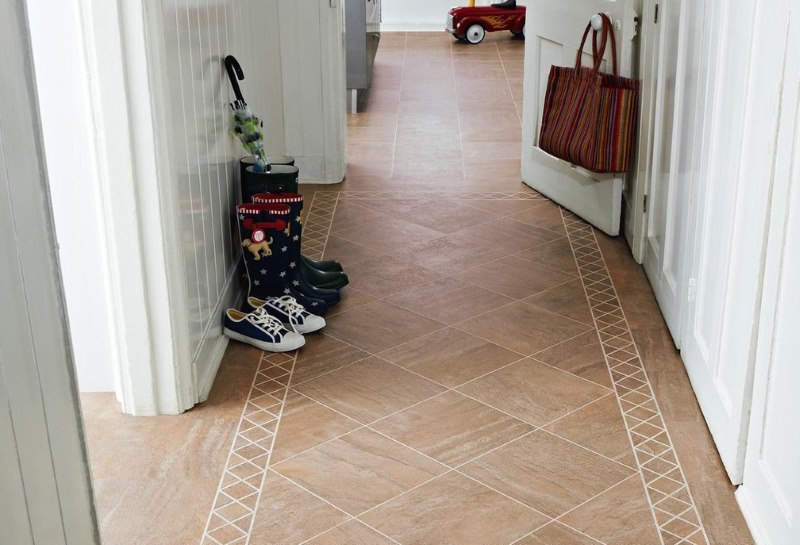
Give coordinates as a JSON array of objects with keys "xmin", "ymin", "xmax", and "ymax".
[
  {"xmin": 194, "ymin": 262, "xmax": 243, "ymax": 403},
  {"xmin": 735, "ymin": 487, "xmax": 772, "ymax": 545},
  {"xmin": 381, "ymin": 23, "xmax": 448, "ymax": 32}
]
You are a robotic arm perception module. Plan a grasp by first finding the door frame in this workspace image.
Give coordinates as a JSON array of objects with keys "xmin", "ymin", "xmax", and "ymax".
[{"xmin": 0, "ymin": 0, "xmax": 99, "ymax": 541}]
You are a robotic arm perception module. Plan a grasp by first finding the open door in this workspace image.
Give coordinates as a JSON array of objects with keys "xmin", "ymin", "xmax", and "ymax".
[{"xmin": 521, "ymin": 0, "xmax": 638, "ymax": 236}]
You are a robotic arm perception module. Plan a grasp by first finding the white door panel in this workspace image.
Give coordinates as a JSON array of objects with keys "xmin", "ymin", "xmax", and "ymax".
[
  {"xmin": 738, "ymin": 3, "xmax": 800, "ymax": 542},
  {"xmin": 642, "ymin": 0, "xmax": 686, "ymax": 345},
  {"xmin": 521, "ymin": 0, "xmax": 637, "ymax": 236},
  {"xmin": 681, "ymin": 0, "xmax": 784, "ymax": 483}
]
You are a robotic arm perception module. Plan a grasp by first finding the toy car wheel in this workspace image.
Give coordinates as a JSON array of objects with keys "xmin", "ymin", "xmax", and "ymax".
[
  {"xmin": 512, "ymin": 23, "xmax": 526, "ymax": 38},
  {"xmin": 453, "ymin": 33, "xmax": 466, "ymax": 41},
  {"xmin": 465, "ymin": 24, "xmax": 486, "ymax": 44}
]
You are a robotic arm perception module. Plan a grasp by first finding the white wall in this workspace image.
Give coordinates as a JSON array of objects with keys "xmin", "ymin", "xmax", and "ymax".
[
  {"xmin": 382, "ymin": 0, "xmax": 526, "ymax": 31},
  {"xmin": 27, "ymin": 1, "xmax": 119, "ymax": 393}
]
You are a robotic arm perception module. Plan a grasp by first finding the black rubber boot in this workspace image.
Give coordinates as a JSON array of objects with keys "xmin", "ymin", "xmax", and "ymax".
[
  {"xmin": 302, "ymin": 254, "xmax": 344, "ymax": 273},
  {"xmin": 237, "ymin": 202, "xmax": 329, "ymax": 315},
  {"xmin": 241, "ymin": 165, "xmax": 299, "ymax": 203},
  {"xmin": 251, "ymin": 194, "xmax": 343, "ymax": 305}
]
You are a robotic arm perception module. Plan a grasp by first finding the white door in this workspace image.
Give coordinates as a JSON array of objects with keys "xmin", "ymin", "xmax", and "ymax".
[
  {"xmin": 737, "ymin": 3, "xmax": 800, "ymax": 541},
  {"xmin": 640, "ymin": 0, "xmax": 706, "ymax": 346},
  {"xmin": 680, "ymin": 0, "xmax": 784, "ymax": 483},
  {"xmin": 521, "ymin": 0, "xmax": 638, "ymax": 236}
]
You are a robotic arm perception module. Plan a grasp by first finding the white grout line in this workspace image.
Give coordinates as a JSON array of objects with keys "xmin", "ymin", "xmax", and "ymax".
[{"xmin": 560, "ymin": 210, "xmax": 710, "ymax": 545}]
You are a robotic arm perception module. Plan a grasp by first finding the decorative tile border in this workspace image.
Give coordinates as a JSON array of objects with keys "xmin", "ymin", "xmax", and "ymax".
[
  {"xmin": 561, "ymin": 210, "xmax": 710, "ymax": 545},
  {"xmin": 200, "ymin": 352, "xmax": 296, "ymax": 545},
  {"xmin": 336, "ymin": 190, "xmax": 546, "ymax": 201},
  {"xmin": 302, "ymin": 191, "xmax": 340, "ymax": 260},
  {"xmin": 202, "ymin": 190, "xmax": 710, "ymax": 545}
]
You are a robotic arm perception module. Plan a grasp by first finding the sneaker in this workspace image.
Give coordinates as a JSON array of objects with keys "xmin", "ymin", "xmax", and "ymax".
[
  {"xmin": 247, "ymin": 296, "xmax": 326, "ymax": 334},
  {"xmin": 224, "ymin": 308, "xmax": 305, "ymax": 352}
]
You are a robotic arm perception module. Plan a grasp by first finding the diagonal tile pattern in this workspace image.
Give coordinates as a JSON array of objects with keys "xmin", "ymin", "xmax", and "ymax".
[{"xmin": 198, "ymin": 32, "xmax": 716, "ymax": 545}]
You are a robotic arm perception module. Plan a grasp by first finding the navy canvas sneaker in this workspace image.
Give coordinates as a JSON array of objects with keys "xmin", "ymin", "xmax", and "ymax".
[
  {"xmin": 246, "ymin": 296, "xmax": 326, "ymax": 334},
  {"xmin": 223, "ymin": 308, "xmax": 305, "ymax": 352}
]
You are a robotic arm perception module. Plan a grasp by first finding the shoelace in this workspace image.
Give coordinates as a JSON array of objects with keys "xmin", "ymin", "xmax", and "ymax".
[
  {"xmin": 269, "ymin": 296, "xmax": 307, "ymax": 333},
  {"xmin": 247, "ymin": 308, "xmax": 287, "ymax": 338}
]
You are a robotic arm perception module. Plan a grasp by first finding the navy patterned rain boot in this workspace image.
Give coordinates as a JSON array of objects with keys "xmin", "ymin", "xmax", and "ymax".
[
  {"xmin": 252, "ymin": 193, "xmax": 347, "ymax": 298},
  {"xmin": 237, "ymin": 202, "xmax": 329, "ymax": 315}
]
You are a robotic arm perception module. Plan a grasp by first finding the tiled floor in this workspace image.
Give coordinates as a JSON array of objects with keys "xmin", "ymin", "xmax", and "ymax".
[{"xmin": 82, "ymin": 32, "xmax": 755, "ymax": 545}]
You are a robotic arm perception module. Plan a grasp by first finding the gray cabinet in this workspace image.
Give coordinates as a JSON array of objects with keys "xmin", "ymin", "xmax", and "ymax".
[{"xmin": 345, "ymin": 0, "xmax": 381, "ymax": 112}]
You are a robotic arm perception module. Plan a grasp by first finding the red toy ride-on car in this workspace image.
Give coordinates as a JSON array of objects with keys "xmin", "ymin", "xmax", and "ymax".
[{"xmin": 446, "ymin": 0, "xmax": 526, "ymax": 44}]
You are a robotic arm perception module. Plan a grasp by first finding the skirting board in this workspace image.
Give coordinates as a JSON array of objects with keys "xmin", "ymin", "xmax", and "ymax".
[
  {"xmin": 195, "ymin": 262, "xmax": 243, "ymax": 404},
  {"xmin": 735, "ymin": 487, "xmax": 773, "ymax": 545}
]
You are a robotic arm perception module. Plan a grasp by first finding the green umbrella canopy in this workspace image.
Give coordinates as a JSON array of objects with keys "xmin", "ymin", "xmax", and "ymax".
[{"xmin": 225, "ymin": 55, "xmax": 269, "ymax": 172}]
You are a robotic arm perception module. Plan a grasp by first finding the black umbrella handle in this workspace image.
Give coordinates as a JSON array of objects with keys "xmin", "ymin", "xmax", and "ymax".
[{"xmin": 224, "ymin": 55, "xmax": 246, "ymax": 105}]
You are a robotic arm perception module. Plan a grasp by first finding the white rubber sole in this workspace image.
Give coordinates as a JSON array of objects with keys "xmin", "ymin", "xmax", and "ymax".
[
  {"xmin": 294, "ymin": 315, "xmax": 326, "ymax": 335},
  {"xmin": 224, "ymin": 328, "xmax": 305, "ymax": 352}
]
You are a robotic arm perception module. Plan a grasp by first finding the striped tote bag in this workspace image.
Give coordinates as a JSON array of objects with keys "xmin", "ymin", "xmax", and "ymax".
[{"xmin": 539, "ymin": 14, "xmax": 640, "ymax": 173}]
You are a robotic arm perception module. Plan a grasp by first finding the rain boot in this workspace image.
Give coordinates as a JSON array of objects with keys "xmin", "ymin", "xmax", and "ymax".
[
  {"xmin": 237, "ymin": 202, "xmax": 329, "ymax": 315},
  {"xmin": 253, "ymin": 193, "xmax": 349, "ymax": 293}
]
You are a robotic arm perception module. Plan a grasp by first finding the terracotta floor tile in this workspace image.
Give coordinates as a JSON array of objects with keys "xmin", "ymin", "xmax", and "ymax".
[
  {"xmin": 379, "ymin": 327, "xmax": 522, "ymax": 387},
  {"xmin": 293, "ymin": 357, "xmax": 445, "ymax": 424},
  {"xmin": 462, "ymin": 141, "xmax": 522, "ymax": 163},
  {"xmin": 524, "ymin": 280, "xmax": 594, "ymax": 324},
  {"xmin": 347, "ymin": 112, "xmax": 398, "ymax": 128},
  {"xmin": 450, "ymin": 217, "xmax": 563, "ymax": 254},
  {"xmin": 322, "ymin": 235, "xmax": 384, "ymax": 266},
  {"xmin": 273, "ymin": 428, "xmax": 445, "ymax": 515},
  {"xmin": 249, "ymin": 471, "xmax": 349, "ymax": 545},
  {"xmin": 454, "ymin": 60, "xmax": 509, "ymax": 81},
  {"xmin": 330, "ymin": 200, "xmax": 387, "ymax": 234},
  {"xmin": 461, "ymin": 431, "xmax": 633, "ymax": 517},
  {"xmin": 324, "ymin": 300, "xmax": 446, "ymax": 354},
  {"xmin": 461, "ymin": 110, "xmax": 522, "ymax": 142},
  {"xmin": 373, "ymin": 390, "xmax": 533, "ymax": 466},
  {"xmin": 394, "ymin": 233, "xmax": 512, "ymax": 274},
  {"xmin": 511, "ymin": 200, "xmax": 568, "ymax": 234},
  {"xmin": 515, "ymin": 237, "xmax": 579, "ymax": 275},
  {"xmin": 384, "ymin": 276, "xmax": 514, "ymax": 326},
  {"xmin": 305, "ymin": 520, "xmax": 396, "ymax": 545},
  {"xmin": 346, "ymin": 142, "xmax": 394, "ymax": 177},
  {"xmin": 344, "ymin": 256, "xmax": 444, "ymax": 298},
  {"xmin": 270, "ymin": 392, "xmax": 361, "ymax": 464},
  {"xmin": 457, "ymin": 358, "xmax": 609, "ymax": 426},
  {"xmin": 393, "ymin": 157, "xmax": 466, "ymax": 180},
  {"xmin": 456, "ymin": 255, "xmax": 576, "ymax": 299},
  {"xmin": 325, "ymin": 288, "xmax": 377, "ymax": 318},
  {"xmin": 456, "ymin": 78, "xmax": 515, "ymax": 104},
  {"xmin": 463, "ymin": 160, "xmax": 522, "ymax": 182},
  {"xmin": 292, "ymin": 333, "xmax": 371, "ymax": 385},
  {"xmin": 516, "ymin": 522, "xmax": 603, "ymax": 545},
  {"xmin": 361, "ymin": 471, "xmax": 547, "ymax": 545},
  {"xmin": 559, "ymin": 476, "xmax": 662, "ymax": 545},
  {"xmin": 335, "ymin": 215, "xmax": 446, "ymax": 252},
  {"xmin": 455, "ymin": 301, "xmax": 591, "ymax": 355},
  {"xmin": 461, "ymin": 197, "xmax": 543, "ymax": 216},
  {"xmin": 533, "ymin": 331, "xmax": 610, "ymax": 388},
  {"xmin": 543, "ymin": 396, "xmax": 638, "ymax": 468},
  {"xmin": 399, "ymin": 198, "xmax": 494, "ymax": 234}
]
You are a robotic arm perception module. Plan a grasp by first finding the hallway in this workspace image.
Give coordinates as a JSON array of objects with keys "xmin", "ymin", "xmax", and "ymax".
[{"xmin": 82, "ymin": 32, "xmax": 754, "ymax": 545}]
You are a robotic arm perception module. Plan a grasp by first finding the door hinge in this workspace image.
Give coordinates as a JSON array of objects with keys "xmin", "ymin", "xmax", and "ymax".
[
  {"xmin": 654, "ymin": 4, "xmax": 659, "ymax": 24},
  {"xmin": 643, "ymin": 194, "xmax": 649, "ymax": 214},
  {"xmin": 687, "ymin": 278, "xmax": 697, "ymax": 303}
]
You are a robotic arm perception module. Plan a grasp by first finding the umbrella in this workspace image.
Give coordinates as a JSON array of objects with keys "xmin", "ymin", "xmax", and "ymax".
[{"xmin": 225, "ymin": 55, "xmax": 269, "ymax": 173}]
